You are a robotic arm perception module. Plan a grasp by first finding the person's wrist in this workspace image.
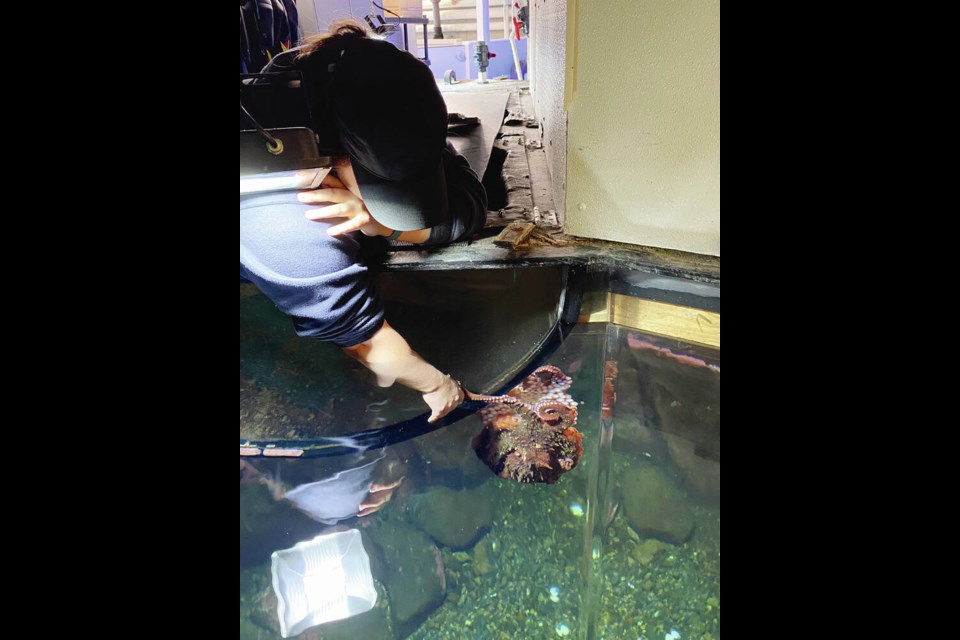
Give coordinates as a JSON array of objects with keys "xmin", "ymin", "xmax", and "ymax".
[
  {"xmin": 422, "ymin": 373, "xmax": 450, "ymax": 395},
  {"xmin": 385, "ymin": 229, "xmax": 403, "ymax": 241},
  {"xmin": 424, "ymin": 375, "xmax": 463, "ymax": 401}
]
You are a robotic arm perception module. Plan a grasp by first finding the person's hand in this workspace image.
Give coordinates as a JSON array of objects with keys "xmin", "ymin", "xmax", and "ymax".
[
  {"xmin": 422, "ymin": 374, "xmax": 465, "ymax": 423},
  {"xmin": 298, "ymin": 187, "xmax": 391, "ymax": 238},
  {"xmin": 319, "ymin": 170, "xmax": 347, "ymax": 190},
  {"xmin": 358, "ymin": 477, "xmax": 404, "ymax": 517}
]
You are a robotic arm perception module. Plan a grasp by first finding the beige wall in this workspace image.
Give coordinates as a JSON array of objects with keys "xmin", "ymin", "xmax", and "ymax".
[{"xmin": 532, "ymin": 0, "xmax": 720, "ymax": 256}]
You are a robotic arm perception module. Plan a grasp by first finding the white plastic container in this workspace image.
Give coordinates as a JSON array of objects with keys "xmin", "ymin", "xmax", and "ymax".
[{"xmin": 271, "ymin": 529, "xmax": 378, "ymax": 638}]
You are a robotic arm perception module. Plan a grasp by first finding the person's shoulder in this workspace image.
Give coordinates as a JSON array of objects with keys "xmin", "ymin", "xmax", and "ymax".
[
  {"xmin": 442, "ymin": 142, "xmax": 480, "ymax": 180},
  {"xmin": 443, "ymin": 140, "xmax": 460, "ymax": 156},
  {"xmin": 442, "ymin": 141, "xmax": 470, "ymax": 168}
]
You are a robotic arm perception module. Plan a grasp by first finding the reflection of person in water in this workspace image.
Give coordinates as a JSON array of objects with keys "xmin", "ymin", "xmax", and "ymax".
[
  {"xmin": 240, "ymin": 20, "xmax": 487, "ymax": 423},
  {"xmin": 240, "ymin": 451, "xmax": 405, "ymax": 523}
]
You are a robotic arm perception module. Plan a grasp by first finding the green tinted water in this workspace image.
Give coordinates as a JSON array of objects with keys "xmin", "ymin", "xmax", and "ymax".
[{"xmin": 240, "ymin": 271, "xmax": 720, "ymax": 640}]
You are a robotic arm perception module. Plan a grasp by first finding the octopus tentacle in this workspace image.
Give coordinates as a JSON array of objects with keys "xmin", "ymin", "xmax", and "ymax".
[
  {"xmin": 470, "ymin": 391, "xmax": 540, "ymax": 422},
  {"xmin": 464, "ymin": 390, "xmax": 515, "ymax": 404},
  {"xmin": 530, "ymin": 366, "xmax": 572, "ymax": 392},
  {"xmin": 534, "ymin": 401, "xmax": 576, "ymax": 425}
]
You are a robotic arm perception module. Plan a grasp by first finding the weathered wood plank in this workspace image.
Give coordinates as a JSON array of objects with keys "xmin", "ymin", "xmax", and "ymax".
[
  {"xmin": 609, "ymin": 296, "xmax": 721, "ymax": 348},
  {"xmin": 494, "ymin": 221, "xmax": 536, "ymax": 248}
]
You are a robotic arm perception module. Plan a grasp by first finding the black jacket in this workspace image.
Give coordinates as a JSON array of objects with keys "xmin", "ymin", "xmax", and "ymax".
[{"xmin": 240, "ymin": 0, "xmax": 300, "ymax": 73}]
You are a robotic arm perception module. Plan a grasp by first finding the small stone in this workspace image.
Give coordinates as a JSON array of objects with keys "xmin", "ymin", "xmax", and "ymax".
[{"xmin": 632, "ymin": 539, "xmax": 667, "ymax": 565}]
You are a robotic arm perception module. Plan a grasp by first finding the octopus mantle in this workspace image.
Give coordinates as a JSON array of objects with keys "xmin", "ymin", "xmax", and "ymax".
[{"xmin": 468, "ymin": 366, "xmax": 582, "ymax": 484}]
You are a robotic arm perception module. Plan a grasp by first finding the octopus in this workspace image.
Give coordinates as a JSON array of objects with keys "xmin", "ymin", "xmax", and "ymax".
[{"xmin": 467, "ymin": 366, "xmax": 583, "ymax": 484}]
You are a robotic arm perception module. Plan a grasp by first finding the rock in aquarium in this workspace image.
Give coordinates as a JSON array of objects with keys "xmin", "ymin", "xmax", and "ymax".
[{"xmin": 469, "ymin": 366, "xmax": 583, "ymax": 484}]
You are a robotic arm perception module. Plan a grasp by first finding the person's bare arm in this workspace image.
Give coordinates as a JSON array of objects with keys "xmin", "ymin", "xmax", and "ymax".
[{"xmin": 342, "ymin": 321, "xmax": 463, "ymax": 422}]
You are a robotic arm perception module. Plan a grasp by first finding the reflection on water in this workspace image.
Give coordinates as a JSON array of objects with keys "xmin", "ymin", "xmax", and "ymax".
[{"xmin": 240, "ymin": 275, "xmax": 720, "ymax": 640}]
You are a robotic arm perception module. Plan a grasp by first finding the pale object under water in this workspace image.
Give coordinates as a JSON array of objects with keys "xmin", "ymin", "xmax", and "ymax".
[
  {"xmin": 282, "ymin": 455, "xmax": 383, "ymax": 524},
  {"xmin": 271, "ymin": 529, "xmax": 377, "ymax": 638}
]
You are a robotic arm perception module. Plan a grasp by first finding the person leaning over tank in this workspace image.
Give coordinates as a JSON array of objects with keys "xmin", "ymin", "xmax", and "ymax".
[{"xmin": 240, "ymin": 20, "xmax": 487, "ymax": 422}]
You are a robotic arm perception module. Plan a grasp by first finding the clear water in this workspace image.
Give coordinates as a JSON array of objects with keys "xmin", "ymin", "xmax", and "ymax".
[
  {"xmin": 241, "ymin": 268, "xmax": 563, "ymax": 441},
  {"xmin": 240, "ymin": 268, "xmax": 720, "ymax": 640}
]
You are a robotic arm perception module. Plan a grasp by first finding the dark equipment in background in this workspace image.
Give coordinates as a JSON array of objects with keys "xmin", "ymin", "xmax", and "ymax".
[
  {"xmin": 240, "ymin": 69, "xmax": 344, "ymax": 192},
  {"xmin": 239, "ymin": 69, "xmax": 342, "ymax": 156},
  {"xmin": 364, "ymin": 13, "xmax": 400, "ymax": 37}
]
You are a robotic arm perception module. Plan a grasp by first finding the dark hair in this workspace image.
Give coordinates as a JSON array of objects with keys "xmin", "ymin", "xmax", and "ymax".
[{"xmin": 297, "ymin": 19, "xmax": 368, "ymax": 59}]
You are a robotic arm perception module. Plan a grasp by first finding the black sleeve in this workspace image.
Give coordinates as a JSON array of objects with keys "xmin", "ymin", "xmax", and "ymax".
[{"xmin": 426, "ymin": 142, "xmax": 488, "ymax": 245}]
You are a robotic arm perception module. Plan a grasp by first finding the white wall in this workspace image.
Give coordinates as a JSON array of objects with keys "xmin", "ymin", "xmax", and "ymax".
[
  {"xmin": 297, "ymin": 0, "xmax": 318, "ymax": 34},
  {"xmin": 529, "ymin": 0, "xmax": 568, "ymax": 222},
  {"xmin": 532, "ymin": 0, "xmax": 720, "ymax": 257},
  {"xmin": 307, "ymin": 0, "xmax": 409, "ymax": 49},
  {"xmin": 309, "ymin": 0, "xmax": 372, "ymax": 30}
]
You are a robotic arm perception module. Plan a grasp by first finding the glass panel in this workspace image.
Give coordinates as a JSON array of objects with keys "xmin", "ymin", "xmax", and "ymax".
[
  {"xmin": 587, "ymin": 327, "xmax": 720, "ymax": 640},
  {"xmin": 240, "ymin": 275, "xmax": 720, "ymax": 640}
]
